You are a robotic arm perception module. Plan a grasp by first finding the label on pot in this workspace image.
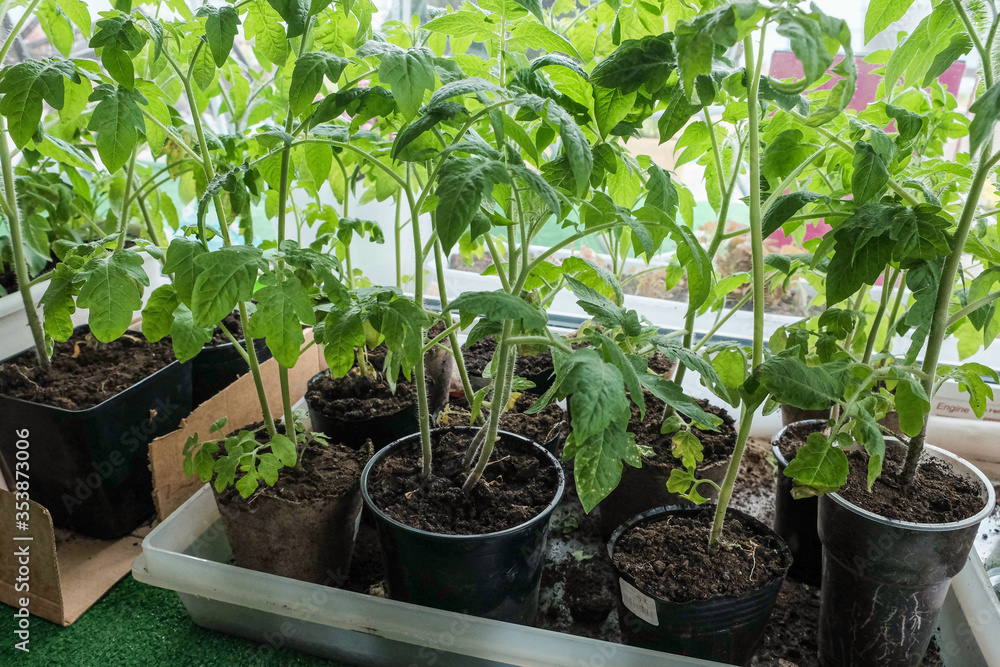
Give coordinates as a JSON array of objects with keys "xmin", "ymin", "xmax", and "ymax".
[{"xmin": 619, "ymin": 578, "xmax": 658, "ymax": 626}]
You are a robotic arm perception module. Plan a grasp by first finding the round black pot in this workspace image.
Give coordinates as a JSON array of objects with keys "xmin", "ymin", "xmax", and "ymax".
[
  {"xmin": 0, "ymin": 346, "xmax": 192, "ymax": 539},
  {"xmin": 305, "ymin": 370, "xmax": 419, "ymax": 451},
  {"xmin": 360, "ymin": 427, "xmax": 566, "ymax": 624},
  {"xmin": 818, "ymin": 442, "xmax": 996, "ymax": 667},
  {"xmin": 771, "ymin": 419, "xmax": 827, "ymax": 587},
  {"xmin": 609, "ymin": 505, "xmax": 790, "ymax": 666},
  {"xmin": 191, "ymin": 337, "xmax": 271, "ymax": 406}
]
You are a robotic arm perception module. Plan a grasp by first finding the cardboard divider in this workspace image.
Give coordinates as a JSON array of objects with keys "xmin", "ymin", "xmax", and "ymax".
[{"xmin": 149, "ymin": 328, "xmax": 326, "ymax": 520}]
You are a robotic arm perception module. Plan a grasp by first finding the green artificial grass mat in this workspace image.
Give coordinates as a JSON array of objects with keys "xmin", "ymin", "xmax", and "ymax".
[{"xmin": 1, "ymin": 575, "xmax": 347, "ymax": 666}]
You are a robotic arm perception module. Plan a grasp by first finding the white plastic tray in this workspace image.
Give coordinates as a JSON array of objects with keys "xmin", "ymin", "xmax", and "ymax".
[{"xmin": 133, "ymin": 484, "xmax": 999, "ymax": 666}]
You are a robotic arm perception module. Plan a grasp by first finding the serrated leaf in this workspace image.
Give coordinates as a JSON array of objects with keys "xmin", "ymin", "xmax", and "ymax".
[
  {"xmin": 162, "ymin": 237, "xmax": 206, "ymax": 303},
  {"xmin": 447, "ymin": 290, "xmax": 547, "ymax": 329},
  {"xmin": 590, "ymin": 33, "xmax": 675, "ymax": 95},
  {"xmin": 198, "ymin": 5, "xmax": 241, "ymax": 67},
  {"xmin": 269, "ymin": 433, "xmax": 297, "ymax": 466},
  {"xmin": 594, "ymin": 86, "xmax": 635, "ymax": 139},
  {"xmin": 290, "ymin": 52, "xmax": 349, "ymax": 116},
  {"xmin": 435, "ymin": 156, "xmax": 509, "ymax": 254},
  {"xmin": 77, "ymin": 251, "xmax": 148, "ymax": 341},
  {"xmin": 142, "ymin": 284, "xmax": 180, "ymax": 342},
  {"xmin": 170, "ymin": 303, "xmax": 214, "ymax": 362},
  {"xmin": 191, "ymin": 246, "xmax": 266, "ymax": 327},
  {"xmin": 87, "ymin": 83, "xmax": 147, "ymax": 172},
  {"xmin": 564, "ymin": 412, "xmax": 637, "ymax": 513},
  {"xmin": 378, "ymin": 47, "xmax": 435, "ymax": 119},
  {"xmin": 864, "ymin": 0, "xmax": 916, "ymax": 44},
  {"xmin": 0, "ymin": 58, "xmax": 80, "ymax": 149},
  {"xmin": 783, "ymin": 432, "xmax": 848, "ymax": 495},
  {"xmin": 762, "ymin": 191, "xmax": 825, "ymax": 237},
  {"xmin": 244, "ymin": 0, "xmax": 289, "ymax": 67},
  {"xmin": 38, "ymin": 263, "xmax": 78, "ymax": 341},
  {"xmin": 756, "ymin": 355, "xmax": 842, "ymax": 411},
  {"xmin": 248, "ymin": 272, "xmax": 316, "ymax": 367},
  {"xmin": 322, "ymin": 306, "xmax": 365, "ymax": 377}
]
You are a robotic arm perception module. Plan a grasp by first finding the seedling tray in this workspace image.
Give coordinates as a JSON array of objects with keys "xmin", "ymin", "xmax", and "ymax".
[{"xmin": 133, "ymin": 484, "xmax": 1000, "ymax": 666}]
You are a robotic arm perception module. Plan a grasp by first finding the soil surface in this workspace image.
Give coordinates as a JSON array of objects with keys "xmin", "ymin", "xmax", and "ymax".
[
  {"xmin": 839, "ymin": 445, "xmax": 985, "ymax": 523},
  {"xmin": 0, "ymin": 327, "xmax": 176, "ymax": 409},
  {"xmin": 216, "ymin": 423, "xmax": 365, "ymax": 505},
  {"xmin": 632, "ymin": 394, "xmax": 737, "ymax": 468},
  {"xmin": 305, "ymin": 346, "xmax": 415, "ymax": 422},
  {"xmin": 0, "ymin": 256, "xmax": 58, "ymax": 296},
  {"xmin": 776, "ymin": 420, "xmax": 828, "ymax": 462},
  {"xmin": 438, "ymin": 392, "xmax": 566, "ymax": 447},
  {"xmin": 367, "ymin": 428, "xmax": 560, "ymax": 535},
  {"xmin": 611, "ymin": 507, "xmax": 790, "ymax": 603},
  {"xmin": 463, "ymin": 335, "xmax": 555, "ymax": 381}
]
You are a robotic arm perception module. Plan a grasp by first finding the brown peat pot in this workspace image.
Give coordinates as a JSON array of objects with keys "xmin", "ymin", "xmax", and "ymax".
[
  {"xmin": 817, "ymin": 442, "xmax": 995, "ymax": 667},
  {"xmin": 608, "ymin": 505, "xmax": 791, "ymax": 665},
  {"xmin": 360, "ymin": 427, "xmax": 565, "ymax": 624}
]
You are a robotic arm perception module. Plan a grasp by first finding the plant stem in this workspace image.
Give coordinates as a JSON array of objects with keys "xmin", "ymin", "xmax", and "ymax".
[
  {"xmin": 0, "ymin": 0, "xmax": 41, "ymax": 65},
  {"xmin": 0, "ymin": 117, "xmax": 48, "ymax": 368},
  {"xmin": 948, "ymin": 290, "xmax": 1000, "ymax": 328},
  {"xmin": 116, "ymin": 152, "xmax": 137, "ymax": 251},
  {"xmin": 901, "ymin": 143, "xmax": 1000, "ymax": 481},
  {"xmin": 432, "ymin": 238, "xmax": 480, "ymax": 420},
  {"xmin": 863, "ymin": 266, "xmax": 898, "ymax": 364},
  {"xmin": 463, "ymin": 320, "xmax": 514, "ymax": 491},
  {"xmin": 881, "ymin": 269, "xmax": 908, "ymax": 355},
  {"xmin": 708, "ymin": 31, "xmax": 766, "ymax": 555}
]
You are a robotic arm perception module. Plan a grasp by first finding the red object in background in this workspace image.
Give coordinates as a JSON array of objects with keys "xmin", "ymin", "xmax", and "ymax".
[{"xmin": 765, "ymin": 53, "xmax": 967, "ymax": 245}]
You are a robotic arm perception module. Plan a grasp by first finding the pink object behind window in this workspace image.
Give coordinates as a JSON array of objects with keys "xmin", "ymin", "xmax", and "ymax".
[{"xmin": 764, "ymin": 53, "xmax": 966, "ymax": 245}]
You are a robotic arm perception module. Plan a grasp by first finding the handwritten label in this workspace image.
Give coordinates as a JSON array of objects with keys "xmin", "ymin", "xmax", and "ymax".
[{"xmin": 619, "ymin": 578, "xmax": 658, "ymax": 627}]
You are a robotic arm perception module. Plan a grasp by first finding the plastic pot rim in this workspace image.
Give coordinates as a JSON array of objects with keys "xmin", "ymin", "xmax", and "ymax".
[
  {"xmin": 770, "ymin": 419, "xmax": 830, "ymax": 468},
  {"xmin": 825, "ymin": 441, "xmax": 997, "ymax": 533},
  {"xmin": 607, "ymin": 503, "xmax": 792, "ymax": 607},
  {"xmin": 0, "ymin": 332, "xmax": 185, "ymax": 416},
  {"xmin": 360, "ymin": 425, "xmax": 566, "ymax": 542}
]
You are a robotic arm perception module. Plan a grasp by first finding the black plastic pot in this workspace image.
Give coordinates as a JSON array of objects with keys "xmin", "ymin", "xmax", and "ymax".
[
  {"xmin": 0, "ymin": 348, "xmax": 192, "ymax": 539},
  {"xmin": 771, "ymin": 419, "xmax": 827, "ymax": 587},
  {"xmin": 191, "ymin": 337, "xmax": 271, "ymax": 406},
  {"xmin": 360, "ymin": 427, "xmax": 566, "ymax": 624},
  {"xmin": 305, "ymin": 370, "xmax": 419, "ymax": 451},
  {"xmin": 817, "ymin": 442, "xmax": 996, "ymax": 667},
  {"xmin": 609, "ymin": 505, "xmax": 790, "ymax": 666}
]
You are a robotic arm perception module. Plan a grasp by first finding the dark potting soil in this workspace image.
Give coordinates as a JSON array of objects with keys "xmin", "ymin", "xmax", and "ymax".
[
  {"xmin": 611, "ymin": 508, "xmax": 789, "ymax": 604},
  {"xmin": 438, "ymin": 392, "xmax": 566, "ymax": 447},
  {"xmin": 839, "ymin": 445, "xmax": 985, "ymax": 523},
  {"xmin": 305, "ymin": 346, "xmax": 415, "ymax": 422},
  {"xmin": 462, "ymin": 334, "xmax": 555, "ymax": 380},
  {"xmin": 777, "ymin": 419, "xmax": 828, "ymax": 462},
  {"xmin": 0, "ymin": 256, "xmax": 59, "ymax": 296},
  {"xmin": 216, "ymin": 423, "xmax": 366, "ymax": 505},
  {"xmin": 367, "ymin": 428, "xmax": 560, "ymax": 535},
  {"xmin": 0, "ymin": 327, "xmax": 176, "ymax": 410},
  {"xmin": 341, "ymin": 436, "xmax": 944, "ymax": 665},
  {"xmin": 631, "ymin": 393, "xmax": 737, "ymax": 467}
]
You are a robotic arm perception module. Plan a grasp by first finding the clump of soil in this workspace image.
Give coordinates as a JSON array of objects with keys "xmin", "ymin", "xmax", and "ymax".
[
  {"xmin": 839, "ymin": 445, "xmax": 985, "ymax": 523},
  {"xmin": 776, "ymin": 419, "xmax": 828, "ymax": 462},
  {"xmin": 306, "ymin": 346, "xmax": 415, "ymax": 422},
  {"xmin": 612, "ymin": 507, "xmax": 790, "ymax": 604},
  {"xmin": 438, "ymin": 392, "xmax": 566, "ymax": 448},
  {"xmin": 0, "ymin": 327, "xmax": 176, "ymax": 410},
  {"xmin": 367, "ymin": 428, "xmax": 560, "ymax": 535},
  {"xmin": 631, "ymin": 393, "xmax": 737, "ymax": 469}
]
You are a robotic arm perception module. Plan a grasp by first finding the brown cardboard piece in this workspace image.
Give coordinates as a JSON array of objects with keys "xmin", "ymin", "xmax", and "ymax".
[
  {"xmin": 150, "ymin": 328, "xmax": 325, "ymax": 520},
  {"xmin": 0, "ymin": 329, "xmax": 324, "ymax": 625}
]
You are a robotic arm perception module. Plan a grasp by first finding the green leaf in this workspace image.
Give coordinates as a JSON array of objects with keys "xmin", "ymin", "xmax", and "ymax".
[
  {"xmin": 894, "ymin": 375, "xmax": 930, "ymax": 437},
  {"xmin": 0, "ymin": 58, "xmax": 80, "ymax": 149},
  {"xmin": 511, "ymin": 0, "xmax": 544, "ymax": 23},
  {"xmin": 428, "ymin": 77, "xmax": 501, "ymax": 106},
  {"xmin": 392, "ymin": 101, "xmax": 466, "ymax": 160},
  {"xmin": 87, "ymin": 83, "xmax": 146, "ymax": 172},
  {"xmin": 825, "ymin": 204, "xmax": 899, "ymax": 304},
  {"xmin": 57, "ymin": 0, "xmax": 92, "ymax": 38},
  {"xmin": 851, "ymin": 141, "xmax": 889, "ymax": 205},
  {"xmin": 235, "ymin": 473, "xmax": 259, "ymax": 498},
  {"xmin": 322, "ymin": 306, "xmax": 365, "ymax": 376},
  {"xmin": 562, "ymin": 256, "xmax": 623, "ymax": 305},
  {"xmin": 509, "ymin": 20, "xmax": 583, "ymax": 61},
  {"xmin": 756, "ymin": 355, "xmax": 843, "ymax": 410},
  {"xmin": 378, "ymin": 47, "xmax": 435, "ymax": 119},
  {"xmin": 775, "ymin": 10, "xmax": 833, "ymax": 88},
  {"xmin": 640, "ymin": 374, "xmax": 721, "ymax": 428},
  {"xmin": 169, "ymin": 303, "xmax": 214, "ymax": 362},
  {"xmin": 290, "ymin": 52, "xmax": 349, "ymax": 116},
  {"xmin": 564, "ymin": 275, "xmax": 637, "ymax": 333},
  {"xmin": 266, "ymin": 0, "xmax": 310, "ymax": 38},
  {"xmin": 435, "ymin": 156, "xmax": 509, "ymax": 254},
  {"xmin": 952, "ymin": 363, "xmax": 999, "ymax": 419},
  {"xmin": 269, "ymin": 433, "xmax": 298, "ymax": 467},
  {"xmin": 516, "ymin": 94, "xmax": 592, "ymax": 197},
  {"xmin": 447, "ymin": 290, "xmax": 547, "ymax": 329},
  {"xmin": 675, "ymin": 5, "xmax": 740, "ymax": 98},
  {"xmin": 162, "ymin": 237, "xmax": 206, "ymax": 303},
  {"xmin": 198, "ymin": 5, "xmax": 241, "ymax": 67},
  {"xmin": 38, "ymin": 263, "xmax": 78, "ymax": 341},
  {"xmin": 591, "ymin": 33, "xmax": 675, "ymax": 95},
  {"xmin": 969, "ymin": 82, "xmax": 1000, "ymax": 156},
  {"xmin": 594, "ymin": 86, "xmax": 635, "ymax": 139},
  {"xmin": 37, "ymin": 0, "xmax": 74, "ymax": 57},
  {"xmin": 563, "ymin": 411, "xmax": 637, "ymax": 513},
  {"xmin": 865, "ymin": 0, "xmax": 915, "ymax": 44},
  {"xmin": 657, "ymin": 79, "xmax": 713, "ymax": 142},
  {"xmin": 142, "ymin": 284, "xmax": 180, "ymax": 342},
  {"xmin": 248, "ymin": 272, "xmax": 316, "ymax": 367},
  {"xmin": 672, "ymin": 430, "xmax": 703, "ymax": 470},
  {"xmin": 783, "ymin": 432, "xmax": 849, "ymax": 497},
  {"xmin": 191, "ymin": 246, "xmax": 267, "ymax": 327},
  {"xmin": 762, "ymin": 191, "xmax": 824, "ymax": 237},
  {"xmin": 244, "ymin": 0, "xmax": 289, "ymax": 67},
  {"xmin": 77, "ymin": 251, "xmax": 149, "ymax": 342},
  {"xmin": 885, "ymin": 103, "xmax": 924, "ymax": 143},
  {"xmin": 508, "ymin": 164, "xmax": 560, "ymax": 218},
  {"xmin": 422, "ymin": 10, "xmax": 491, "ymax": 39}
]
